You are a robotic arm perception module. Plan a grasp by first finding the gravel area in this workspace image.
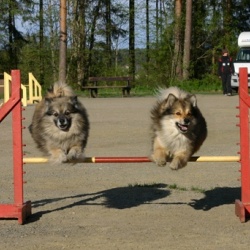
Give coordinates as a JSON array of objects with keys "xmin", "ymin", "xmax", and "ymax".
[{"xmin": 1, "ymin": 93, "xmax": 249, "ymax": 250}]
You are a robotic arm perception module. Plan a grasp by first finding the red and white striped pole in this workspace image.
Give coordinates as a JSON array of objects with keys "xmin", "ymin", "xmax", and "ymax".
[{"xmin": 23, "ymin": 155, "xmax": 240, "ymax": 164}]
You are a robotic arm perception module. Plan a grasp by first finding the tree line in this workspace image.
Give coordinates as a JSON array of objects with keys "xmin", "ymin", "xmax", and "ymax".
[{"xmin": 0, "ymin": 0, "xmax": 249, "ymax": 88}]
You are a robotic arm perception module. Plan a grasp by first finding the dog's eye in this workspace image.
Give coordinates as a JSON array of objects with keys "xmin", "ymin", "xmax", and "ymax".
[
  {"xmin": 65, "ymin": 110, "xmax": 70, "ymax": 115},
  {"xmin": 53, "ymin": 112, "xmax": 58, "ymax": 117},
  {"xmin": 176, "ymin": 112, "xmax": 182, "ymax": 116}
]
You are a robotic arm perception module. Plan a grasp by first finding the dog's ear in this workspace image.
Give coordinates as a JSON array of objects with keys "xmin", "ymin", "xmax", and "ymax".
[
  {"xmin": 44, "ymin": 98, "xmax": 53, "ymax": 113},
  {"xmin": 47, "ymin": 86, "xmax": 54, "ymax": 94},
  {"xmin": 70, "ymin": 96, "xmax": 80, "ymax": 109},
  {"xmin": 160, "ymin": 94, "xmax": 177, "ymax": 113},
  {"xmin": 188, "ymin": 95, "xmax": 197, "ymax": 107},
  {"xmin": 45, "ymin": 97, "xmax": 53, "ymax": 105},
  {"xmin": 70, "ymin": 95, "xmax": 78, "ymax": 103}
]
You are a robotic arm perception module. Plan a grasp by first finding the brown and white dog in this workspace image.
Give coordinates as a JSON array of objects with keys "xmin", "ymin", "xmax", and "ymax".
[{"xmin": 150, "ymin": 87, "xmax": 207, "ymax": 170}]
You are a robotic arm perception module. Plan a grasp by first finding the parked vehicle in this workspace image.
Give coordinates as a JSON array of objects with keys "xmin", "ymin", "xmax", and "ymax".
[{"xmin": 231, "ymin": 32, "xmax": 250, "ymax": 92}]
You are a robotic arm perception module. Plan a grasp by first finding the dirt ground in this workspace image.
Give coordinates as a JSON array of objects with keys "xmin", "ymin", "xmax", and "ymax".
[{"xmin": 1, "ymin": 93, "xmax": 250, "ymax": 250}]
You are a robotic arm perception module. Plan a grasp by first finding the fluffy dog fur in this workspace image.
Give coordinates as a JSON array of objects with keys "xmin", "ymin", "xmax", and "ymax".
[
  {"xmin": 151, "ymin": 87, "xmax": 207, "ymax": 170},
  {"xmin": 29, "ymin": 82, "xmax": 89, "ymax": 163}
]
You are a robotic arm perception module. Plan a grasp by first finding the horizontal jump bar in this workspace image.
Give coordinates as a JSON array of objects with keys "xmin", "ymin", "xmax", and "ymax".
[{"xmin": 23, "ymin": 156, "xmax": 240, "ymax": 164}]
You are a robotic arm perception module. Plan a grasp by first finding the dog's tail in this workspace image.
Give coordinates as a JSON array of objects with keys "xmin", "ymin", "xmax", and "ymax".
[{"xmin": 46, "ymin": 81, "xmax": 74, "ymax": 98}]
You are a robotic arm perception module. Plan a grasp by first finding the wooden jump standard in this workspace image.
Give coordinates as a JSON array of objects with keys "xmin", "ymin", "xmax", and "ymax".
[
  {"xmin": 235, "ymin": 67, "xmax": 250, "ymax": 223},
  {"xmin": 0, "ymin": 70, "xmax": 31, "ymax": 225}
]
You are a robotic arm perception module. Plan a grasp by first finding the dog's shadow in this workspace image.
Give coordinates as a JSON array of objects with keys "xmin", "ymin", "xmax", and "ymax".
[
  {"xmin": 188, "ymin": 186, "xmax": 240, "ymax": 211},
  {"xmin": 28, "ymin": 183, "xmax": 170, "ymax": 223},
  {"xmin": 27, "ymin": 185, "xmax": 241, "ymax": 223}
]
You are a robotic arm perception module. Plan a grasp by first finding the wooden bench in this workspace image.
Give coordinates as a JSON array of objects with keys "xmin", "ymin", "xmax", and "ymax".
[{"xmin": 82, "ymin": 76, "xmax": 134, "ymax": 98}]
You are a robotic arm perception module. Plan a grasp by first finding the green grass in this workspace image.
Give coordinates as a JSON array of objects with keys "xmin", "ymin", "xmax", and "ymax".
[
  {"xmin": 74, "ymin": 74, "xmax": 224, "ymax": 98},
  {"xmin": 172, "ymin": 75, "xmax": 222, "ymax": 94},
  {"xmin": 0, "ymin": 73, "xmax": 225, "ymax": 100},
  {"xmin": 168, "ymin": 184, "xmax": 188, "ymax": 191},
  {"xmin": 190, "ymin": 186, "xmax": 206, "ymax": 193},
  {"xmin": 168, "ymin": 184, "xmax": 206, "ymax": 193},
  {"xmin": 75, "ymin": 85, "xmax": 156, "ymax": 98},
  {"xmin": 128, "ymin": 183, "xmax": 165, "ymax": 188},
  {"xmin": 76, "ymin": 83, "xmax": 224, "ymax": 98}
]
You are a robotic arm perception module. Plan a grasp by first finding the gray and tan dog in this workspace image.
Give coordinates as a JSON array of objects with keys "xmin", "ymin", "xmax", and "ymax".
[{"xmin": 29, "ymin": 82, "xmax": 89, "ymax": 163}]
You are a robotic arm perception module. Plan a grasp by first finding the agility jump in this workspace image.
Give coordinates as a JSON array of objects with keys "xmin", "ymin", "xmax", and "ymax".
[
  {"xmin": 0, "ymin": 69, "xmax": 249, "ymax": 224},
  {"xmin": 23, "ymin": 156, "xmax": 240, "ymax": 164}
]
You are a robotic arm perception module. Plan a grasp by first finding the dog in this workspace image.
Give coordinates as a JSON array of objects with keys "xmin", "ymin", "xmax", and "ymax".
[
  {"xmin": 29, "ymin": 82, "xmax": 89, "ymax": 163},
  {"xmin": 150, "ymin": 87, "xmax": 207, "ymax": 170}
]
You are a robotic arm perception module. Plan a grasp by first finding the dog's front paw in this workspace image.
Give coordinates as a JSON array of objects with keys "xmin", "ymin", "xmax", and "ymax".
[
  {"xmin": 49, "ymin": 150, "xmax": 67, "ymax": 164},
  {"xmin": 67, "ymin": 147, "xmax": 85, "ymax": 161},
  {"xmin": 169, "ymin": 157, "xmax": 188, "ymax": 170},
  {"xmin": 169, "ymin": 162, "xmax": 179, "ymax": 170},
  {"xmin": 151, "ymin": 154, "xmax": 167, "ymax": 167}
]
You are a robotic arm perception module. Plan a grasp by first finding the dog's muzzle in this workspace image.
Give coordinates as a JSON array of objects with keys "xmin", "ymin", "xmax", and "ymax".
[
  {"xmin": 56, "ymin": 116, "xmax": 70, "ymax": 131},
  {"xmin": 176, "ymin": 118, "xmax": 190, "ymax": 133}
]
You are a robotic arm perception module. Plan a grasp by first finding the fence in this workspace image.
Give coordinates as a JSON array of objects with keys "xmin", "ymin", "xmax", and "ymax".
[{"xmin": 1, "ymin": 72, "xmax": 42, "ymax": 107}]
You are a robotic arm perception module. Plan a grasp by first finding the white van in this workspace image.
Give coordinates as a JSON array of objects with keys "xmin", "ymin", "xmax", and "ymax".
[{"xmin": 231, "ymin": 32, "xmax": 250, "ymax": 92}]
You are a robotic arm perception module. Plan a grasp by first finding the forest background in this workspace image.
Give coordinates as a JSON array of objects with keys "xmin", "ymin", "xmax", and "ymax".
[{"xmin": 0, "ymin": 0, "xmax": 250, "ymax": 94}]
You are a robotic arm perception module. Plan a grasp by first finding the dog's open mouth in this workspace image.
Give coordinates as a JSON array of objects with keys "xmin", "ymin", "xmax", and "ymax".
[
  {"xmin": 56, "ymin": 117, "xmax": 71, "ymax": 131},
  {"xmin": 176, "ymin": 122, "xmax": 189, "ymax": 133},
  {"xmin": 58, "ymin": 124, "xmax": 69, "ymax": 131}
]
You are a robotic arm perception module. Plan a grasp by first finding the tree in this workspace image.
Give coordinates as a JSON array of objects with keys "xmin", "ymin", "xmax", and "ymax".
[
  {"xmin": 6, "ymin": 0, "xmax": 29, "ymax": 70},
  {"xmin": 2, "ymin": 0, "xmax": 250, "ymax": 88},
  {"xmin": 105, "ymin": 0, "xmax": 112, "ymax": 68},
  {"xmin": 47, "ymin": 0, "xmax": 60, "ymax": 83},
  {"xmin": 191, "ymin": 0, "xmax": 212, "ymax": 78},
  {"xmin": 172, "ymin": 0, "xmax": 182, "ymax": 79},
  {"xmin": 39, "ymin": 0, "xmax": 44, "ymax": 85},
  {"xmin": 182, "ymin": 0, "xmax": 192, "ymax": 80},
  {"xmin": 129, "ymin": 0, "xmax": 135, "ymax": 79},
  {"xmin": 69, "ymin": 0, "xmax": 87, "ymax": 86},
  {"xmin": 59, "ymin": 0, "xmax": 67, "ymax": 83},
  {"xmin": 146, "ymin": 0, "xmax": 149, "ymax": 68}
]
